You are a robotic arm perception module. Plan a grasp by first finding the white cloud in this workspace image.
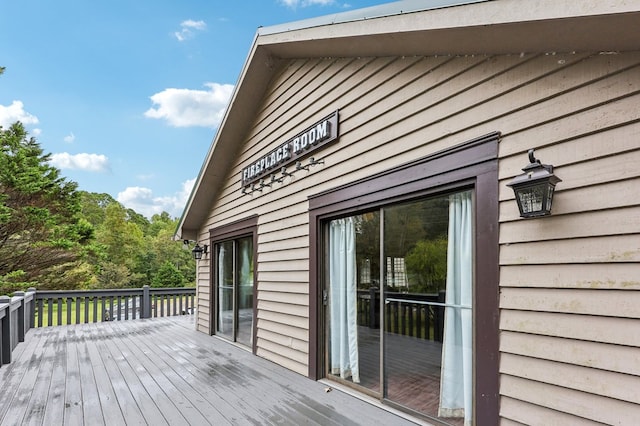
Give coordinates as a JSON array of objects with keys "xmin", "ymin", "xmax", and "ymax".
[
  {"xmin": 144, "ymin": 82, "xmax": 233, "ymax": 128},
  {"xmin": 0, "ymin": 100, "xmax": 39, "ymax": 128},
  {"xmin": 49, "ymin": 153, "xmax": 110, "ymax": 172},
  {"xmin": 279, "ymin": 0, "xmax": 335, "ymax": 7},
  {"xmin": 174, "ymin": 19, "xmax": 207, "ymax": 41},
  {"xmin": 32, "ymin": 128, "xmax": 42, "ymax": 137},
  {"xmin": 117, "ymin": 178, "xmax": 196, "ymax": 218},
  {"xmin": 64, "ymin": 132, "xmax": 75, "ymax": 143}
]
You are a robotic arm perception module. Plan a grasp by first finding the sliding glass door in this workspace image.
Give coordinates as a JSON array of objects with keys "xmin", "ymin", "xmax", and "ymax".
[
  {"xmin": 326, "ymin": 190, "xmax": 473, "ymax": 425},
  {"xmin": 215, "ymin": 235, "xmax": 254, "ymax": 347}
]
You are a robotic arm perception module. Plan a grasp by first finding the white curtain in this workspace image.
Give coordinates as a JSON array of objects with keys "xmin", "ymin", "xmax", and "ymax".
[
  {"xmin": 329, "ymin": 217, "xmax": 360, "ymax": 383},
  {"xmin": 218, "ymin": 244, "xmax": 226, "ymax": 333},
  {"xmin": 439, "ymin": 191, "xmax": 473, "ymax": 425}
]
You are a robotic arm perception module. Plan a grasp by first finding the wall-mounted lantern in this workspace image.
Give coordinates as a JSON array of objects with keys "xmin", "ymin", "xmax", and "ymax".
[
  {"xmin": 192, "ymin": 244, "xmax": 208, "ymax": 260},
  {"xmin": 507, "ymin": 149, "xmax": 562, "ymax": 218}
]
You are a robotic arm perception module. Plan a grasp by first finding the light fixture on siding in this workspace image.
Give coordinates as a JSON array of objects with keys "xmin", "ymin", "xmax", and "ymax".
[
  {"xmin": 507, "ymin": 149, "xmax": 561, "ymax": 218},
  {"xmin": 192, "ymin": 244, "xmax": 208, "ymax": 260}
]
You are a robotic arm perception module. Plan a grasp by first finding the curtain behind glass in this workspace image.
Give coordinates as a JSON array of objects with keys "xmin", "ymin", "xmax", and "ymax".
[
  {"xmin": 439, "ymin": 191, "xmax": 473, "ymax": 424},
  {"xmin": 217, "ymin": 242, "xmax": 234, "ymax": 337},
  {"xmin": 329, "ymin": 217, "xmax": 360, "ymax": 383},
  {"xmin": 237, "ymin": 237, "xmax": 253, "ymax": 346}
]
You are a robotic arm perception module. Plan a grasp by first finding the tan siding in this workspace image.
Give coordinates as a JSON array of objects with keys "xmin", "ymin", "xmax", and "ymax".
[
  {"xmin": 256, "ymin": 346, "xmax": 307, "ymax": 376},
  {"xmin": 258, "ymin": 290, "xmax": 308, "ymax": 306},
  {"xmin": 499, "ymin": 148, "xmax": 640, "ymax": 202},
  {"xmin": 259, "ymin": 225, "xmax": 309, "ymax": 244},
  {"xmin": 500, "ymin": 331, "xmax": 640, "ymax": 376},
  {"xmin": 500, "ymin": 206, "xmax": 640, "ymax": 243},
  {"xmin": 498, "ymin": 89, "xmax": 640, "ymax": 158},
  {"xmin": 258, "ymin": 259, "xmax": 308, "ymax": 273},
  {"xmin": 500, "ymin": 310, "xmax": 640, "ymax": 347},
  {"xmin": 500, "ymin": 375, "xmax": 640, "ymax": 425},
  {"xmin": 257, "ymin": 300, "xmax": 308, "ymax": 319},
  {"xmin": 500, "ymin": 396, "xmax": 603, "ymax": 426},
  {"xmin": 501, "ymin": 353, "xmax": 640, "ymax": 404},
  {"xmin": 257, "ymin": 310, "xmax": 308, "ymax": 330},
  {"xmin": 257, "ymin": 329, "xmax": 308, "ymax": 354},
  {"xmin": 258, "ymin": 236, "xmax": 309, "ymax": 253},
  {"xmin": 500, "ymin": 288, "xmax": 640, "ymax": 318},
  {"xmin": 500, "ymin": 263, "xmax": 640, "ymax": 290},
  {"xmin": 258, "ymin": 339, "xmax": 308, "ymax": 365},
  {"xmin": 259, "ymin": 318, "xmax": 308, "ymax": 342},
  {"xmin": 500, "ymin": 177, "xmax": 640, "ymax": 221},
  {"xmin": 258, "ymin": 270, "xmax": 309, "ymax": 283},
  {"xmin": 193, "ymin": 48, "xmax": 640, "ymax": 414},
  {"xmin": 258, "ymin": 247, "xmax": 309, "ymax": 263},
  {"xmin": 500, "ymin": 234, "xmax": 640, "ymax": 264},
  {"xmin": 258, "ymin": 281, "xmax": 308, "ymax": 294}
]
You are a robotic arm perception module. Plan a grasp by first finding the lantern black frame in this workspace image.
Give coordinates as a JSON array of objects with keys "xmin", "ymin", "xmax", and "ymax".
[
  {"xmin": 507, "ymin": 149, "xmax": 561, "ymax": 218},
  {"xmin": 192, "ymin": 243, "xmax": 208, "ymax": 260}
]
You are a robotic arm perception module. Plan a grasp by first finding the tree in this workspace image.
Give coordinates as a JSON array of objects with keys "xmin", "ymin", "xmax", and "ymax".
[
  {"xmin": 151, "ymin": 261, "xmax": 184, "ymax": 288},
  {"xmin": 95, "ymin": 203, "xmax": 144, "ymax": 269},
  {"xmin": 405, "ymin": 237, "xmax": 448, "ymax": 293},
  {"xmin": 0, "ymin": 122, "xmax": 91, "ymax": 294}
]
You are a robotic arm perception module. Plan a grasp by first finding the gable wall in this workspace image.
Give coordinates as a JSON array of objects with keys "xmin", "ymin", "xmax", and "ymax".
[{"xmin": 195, "ymin": 51, "xmax": 640, "ymax": 421}]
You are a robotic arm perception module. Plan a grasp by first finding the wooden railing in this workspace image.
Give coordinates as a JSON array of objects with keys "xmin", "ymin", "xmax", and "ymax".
[
  {"xmin": 357, "ymin": 288, "xmax": 446, "ymax": 341},
  {"xmin": 0, "ymin": 286, "xmax": 195, "ymax": 368}
]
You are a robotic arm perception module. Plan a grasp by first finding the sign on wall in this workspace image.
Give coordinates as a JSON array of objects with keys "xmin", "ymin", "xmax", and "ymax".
[{"xmin": 241, "ymin": 110, "xmax": 339, "ymax": 187}]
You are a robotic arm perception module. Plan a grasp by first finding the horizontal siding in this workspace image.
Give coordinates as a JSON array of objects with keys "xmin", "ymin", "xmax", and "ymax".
[
  {"xmin": 192, "ymin": 46, "xmax": 640, "ymax": 416},
  {"xmin": 500, "ymin": 263, "xmax": 640, "ymax": 290},
  {"xmin": 258, "ymin": 270, "xmax": 309, "ymax": 284},
  {"xmin": 500, "ymin": 331, "xmax": 640, "ymax": 376},
  {"xmin": 256, "ymin": 346, "xmax": 307, "ymax": 376},
  {"xmin": 257, "ymin": 310, "xmax": 308, "ymax": 330},
  {"xmin": 501, "ymin": 353, "xmax": 640, "ymax": 404},
  {"xmin": 257, "ymin": 329, "xmax": 308, "ymax": 354},
  {"xmin": 500, "ymin": 396, "xmax": 604, "ymax": 426},
  {"xmin": 500, "ymin": 288, "xmax": 640, "ymax": 318},
  {"xmin": 500, "ymin": 310, "xmax": 640, "ymax": 347},
  {"xmin": 500, "ymin": 234, "xmax": 640, "ymax": 264},
  {"xmin": 499, "ymin": 206, "xmax": 640, "ymax": 243},
  {"xmin": 498, "ymin": 51, "xmax": 640, "ymax": 425},
  {"xmin": 259, "ymin": 318, "xmax": 308, "ymax": 342},
  {"xmin": 258, "ymin": 282, "xmax": 308, "ymax": 294},
  {"xmin": 499, "ymin": 177, "xmax": 640, "ymax": 221},
  {"xmin": 500, "ymin": 375, "xmax": 640, "ymax": 425}
]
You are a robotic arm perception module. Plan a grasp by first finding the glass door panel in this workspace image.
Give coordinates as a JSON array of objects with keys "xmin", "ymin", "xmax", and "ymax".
[
  {"xmin": 236, "ymin": 236, "xmax": 254, "ymax": 347},
  {"xmin": 326, "ymin": 211, "xmax": 380, "ymax": 394},
  {"xmin": 216, "ymin": 241, "xmax": 234, "ymax": 339},
  {"xmin": 382, "ymin": 196, "xmax": 450, "ymax": 417},
  {"xmin": 325, "ymin": 190, "xmax": 473, "ymax": 425}
]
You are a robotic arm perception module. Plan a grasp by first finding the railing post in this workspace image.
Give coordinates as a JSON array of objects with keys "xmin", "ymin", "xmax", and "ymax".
[
  {"xmin": 142, "ymin": 285, "xmax": 151, "ymax": 319},
  {"xmin": 13, "ymin": 292, "xmax": 26, "ymax": 343},
  {"xmin": 27, "ymin": 288, "xmax": 36, "ymax": 329},
  {"xmin": 0, "ymin": 295, "xmax": 11, "ymax": 365}
]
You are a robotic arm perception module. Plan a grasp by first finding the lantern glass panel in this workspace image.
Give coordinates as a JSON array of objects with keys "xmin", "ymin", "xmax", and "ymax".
[
  {"xmin": 517, "ymin": 185, "xmax": 544, "ymax": 214},
  {"xmin": 546, "ymin": 184, "xmax": 555, "ymax": 211}
]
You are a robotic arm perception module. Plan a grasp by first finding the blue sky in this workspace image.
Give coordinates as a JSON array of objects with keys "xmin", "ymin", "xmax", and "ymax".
[{"xmin": 0, "ymin": 0, "xmax": 389, "ymax": 218}]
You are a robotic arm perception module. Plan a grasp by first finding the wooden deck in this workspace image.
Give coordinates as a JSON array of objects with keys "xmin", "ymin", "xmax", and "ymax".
[{"xmin": 0, "ymin": 316, "xmax": 422, "ymax": 426}]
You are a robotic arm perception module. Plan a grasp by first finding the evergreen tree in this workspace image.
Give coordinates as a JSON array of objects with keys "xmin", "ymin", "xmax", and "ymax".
[{"xmin": 0, "ymin": 122, "xmax": 91, "ymax": 293}]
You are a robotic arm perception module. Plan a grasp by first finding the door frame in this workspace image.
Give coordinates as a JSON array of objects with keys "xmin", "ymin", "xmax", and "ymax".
[
  {"xmin": 308, "ymin": 132, "xmax": 500, "ymax": 424},
  {"xmin": 210, "ymin": 215, "xmax": 259, "ymax": 354}
]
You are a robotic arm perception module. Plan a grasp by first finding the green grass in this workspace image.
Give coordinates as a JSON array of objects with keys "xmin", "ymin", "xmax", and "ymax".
[
  {"xmin": 35, "ymin": 299, "xmax": 104, "ymax": 326},
  {"xmin": 34, "ymin": 295, "xmax": 194, "ymax": 327}
]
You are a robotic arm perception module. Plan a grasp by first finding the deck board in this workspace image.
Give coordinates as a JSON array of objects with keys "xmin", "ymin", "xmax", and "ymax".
[{"xmin": 0, "ymin": 316, "xmax": 422, "ymax": 425}]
